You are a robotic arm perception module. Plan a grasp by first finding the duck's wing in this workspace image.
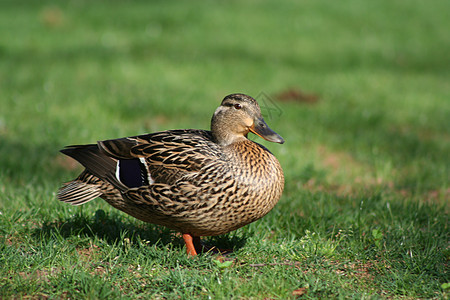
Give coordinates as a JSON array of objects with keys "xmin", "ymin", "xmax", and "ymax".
[
  {"xmin": 59, "ymin": 129, "xmax": 221, "ymax": 204},
  {"xmin": 76, "ymin": 129, "xmax": 220, "ymax": 188}
]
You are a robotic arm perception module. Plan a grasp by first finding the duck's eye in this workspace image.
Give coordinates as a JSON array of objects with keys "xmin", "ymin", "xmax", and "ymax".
[{"xmin": 234, "ymin": 103, "xmax": 242, "ymax": 110}]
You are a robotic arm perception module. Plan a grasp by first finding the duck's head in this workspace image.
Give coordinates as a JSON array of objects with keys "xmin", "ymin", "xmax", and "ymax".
[{"xmin": 211, "ymin": 93, "xmax": 285, "ymax": 146}]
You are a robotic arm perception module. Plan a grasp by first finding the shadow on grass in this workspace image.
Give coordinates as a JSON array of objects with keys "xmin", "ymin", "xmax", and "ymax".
[{"xmin": 35, "ymin": 209, "xmax": 247, "ymax": 254}]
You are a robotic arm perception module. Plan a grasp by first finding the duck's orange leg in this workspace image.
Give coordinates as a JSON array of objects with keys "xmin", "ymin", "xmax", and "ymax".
[{"xmin": 182, "ymin": 233, "xmax": 202, "ymax": 256}]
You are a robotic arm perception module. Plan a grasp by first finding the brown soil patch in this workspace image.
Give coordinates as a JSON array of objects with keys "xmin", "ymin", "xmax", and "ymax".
[
  {"xmin": 54, "ymin": 155, "xmax": 81, "ymax": 171},
  {"xmin": 275, "ymin": 88, "xmax": 319, "ymax": 104}
]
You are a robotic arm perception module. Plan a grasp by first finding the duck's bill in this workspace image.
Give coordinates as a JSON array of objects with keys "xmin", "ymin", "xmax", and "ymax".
[{"xmin": 249, "ymin": 118, "xmax": 285, "ymax": 144}]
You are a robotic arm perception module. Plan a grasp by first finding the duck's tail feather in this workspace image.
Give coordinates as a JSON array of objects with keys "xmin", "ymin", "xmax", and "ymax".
[
  {"xmin": 60, "ymin": 144, "xmax": 128, "ymax": 192},
  {"xmin": 58, "ymin": 180, "xmax": 102, "ymax": 205}
]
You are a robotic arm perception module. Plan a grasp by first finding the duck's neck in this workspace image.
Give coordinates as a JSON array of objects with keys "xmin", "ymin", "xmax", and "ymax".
[{"xmin": 211, "ymin": 112, "xmax": 248, "ymax": 147}]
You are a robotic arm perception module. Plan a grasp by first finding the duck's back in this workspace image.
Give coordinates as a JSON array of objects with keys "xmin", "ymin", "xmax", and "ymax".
[{"xmin": 112, "ymin": 129, "xmax": 224, "ymax": 185}]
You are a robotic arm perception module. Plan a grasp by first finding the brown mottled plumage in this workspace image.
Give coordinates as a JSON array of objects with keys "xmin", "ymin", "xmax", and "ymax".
[{"xmin": 58, "ymin": 94, "xmax": 284, "ymax": 256}]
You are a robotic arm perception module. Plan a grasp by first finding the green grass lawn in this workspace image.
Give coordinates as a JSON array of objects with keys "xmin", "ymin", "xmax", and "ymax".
[{"xmin": 1, "ymin": 0, "xmax": 449, "ymax": 298}]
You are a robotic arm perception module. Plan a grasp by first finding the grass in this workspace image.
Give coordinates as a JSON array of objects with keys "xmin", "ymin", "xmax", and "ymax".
[{"xmin": 0, "ymin": 0, "xmax": 449, "ymax": 298}]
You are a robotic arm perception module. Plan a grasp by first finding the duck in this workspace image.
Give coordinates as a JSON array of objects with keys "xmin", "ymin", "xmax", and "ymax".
[{"xmin": 58, "ymin": 93, "xmax": 285, "ymax": 256}]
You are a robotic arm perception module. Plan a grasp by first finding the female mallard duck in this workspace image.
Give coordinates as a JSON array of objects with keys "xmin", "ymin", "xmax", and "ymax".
[{"xmin": 58, "ymin": 93, "xmax": 284, "ymax": 256}]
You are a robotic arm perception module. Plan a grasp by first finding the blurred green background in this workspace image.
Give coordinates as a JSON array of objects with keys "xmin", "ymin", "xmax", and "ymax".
[
  {"xmin": 1, "ymin": 0, "xmax": 448, "ymax": 193},
  {"xmin": 0, "ymin": 0, "xmax": 449, "ymax": 298}
]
